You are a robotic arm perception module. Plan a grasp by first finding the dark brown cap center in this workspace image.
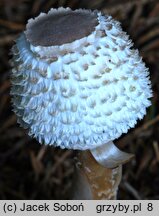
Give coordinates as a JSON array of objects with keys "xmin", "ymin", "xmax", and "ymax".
[{"xmin": 25, "ymin": 10, "xmax": 98, "ymax": 47}]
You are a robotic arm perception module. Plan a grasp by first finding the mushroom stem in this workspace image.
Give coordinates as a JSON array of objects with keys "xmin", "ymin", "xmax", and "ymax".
[
  {"xmin": 72, "ymin": 151, "xmax": 122, "ymax": 200},
  {"xmin": 91, "ymin": 141, "xmax": 134, "ymax": 168}
]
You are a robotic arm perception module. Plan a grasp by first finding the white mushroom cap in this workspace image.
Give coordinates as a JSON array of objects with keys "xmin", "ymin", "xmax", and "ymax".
[{"xmin": 10, "ymin": 7, "xmax": 152, "ymax": 150}]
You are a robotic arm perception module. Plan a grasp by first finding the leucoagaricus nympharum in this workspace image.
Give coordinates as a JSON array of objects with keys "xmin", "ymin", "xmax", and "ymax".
[{"xmin": 10, "ymin": 7, "xmax": 152, "ymax": 168}]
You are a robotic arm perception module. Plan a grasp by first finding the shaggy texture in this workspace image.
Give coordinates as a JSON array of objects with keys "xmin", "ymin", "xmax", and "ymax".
[{"xmin": 10, "ymin": 7, "xmax": 152, "ymax": 150}]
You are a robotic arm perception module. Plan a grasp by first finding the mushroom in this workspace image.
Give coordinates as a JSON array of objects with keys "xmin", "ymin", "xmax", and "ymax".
[{"xmin": 10, "ymin": 7, "xmax": 152, "ymax": 199}]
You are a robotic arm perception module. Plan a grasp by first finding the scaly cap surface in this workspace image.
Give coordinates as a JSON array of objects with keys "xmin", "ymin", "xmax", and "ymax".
[{"xmin": 10, "ymin": 7, "xmax": 152, "ymax": 150}]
